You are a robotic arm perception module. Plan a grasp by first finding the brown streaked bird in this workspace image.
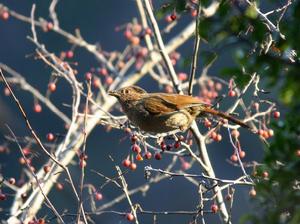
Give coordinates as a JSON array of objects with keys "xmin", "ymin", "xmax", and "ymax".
[{"xmin": 108, "ymin": 86, "xmax": 250, "ymax": 134}]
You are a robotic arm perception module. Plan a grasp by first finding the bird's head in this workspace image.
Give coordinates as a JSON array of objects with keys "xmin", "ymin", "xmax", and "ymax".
[{"xmin": 108, "ymin": 86, "xmax": 147, "ymax": 102}]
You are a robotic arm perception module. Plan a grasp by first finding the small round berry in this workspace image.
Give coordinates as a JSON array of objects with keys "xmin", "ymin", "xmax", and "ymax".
[
  {"xmin": 130, "ymin": 36, "xmax": 140, "ymax": 45},
  {"xmin": 22, "ymin": 147, "xmax": 31, "ymax": 156},
  {"xmin": 204, "ymin": 119, "xmax": 212, "ymax": 128},
  {"xmin": 178, "ymin": 72, "xmax": 187, "ymax": 81},
  {"xmin": 48, "ymin": 82, "xmax": 57, "ymax": 92},
  {"xmin": 99, "ymin": 68, "xmax": 108, "ymax": 76},
  {"xmin": 273, "ymin": 111, "xmax": 280, "ymax": 119},
  {"xmin": 154, "ymin": 152, "xmax": 162, "ymax": 160},
  {"xmin": 66, "ymin": 50, "xmax": 74, "ymax": 59},
  {"xmin": 268, "ymin": 129, "xmax": 274, "ymax": 137},
  {"xmin": 211, "ymin": 204, "xmax": 219, "ymax": 213},
  {"xmin": 258, "ymin": 129, "xmax": 264, "ymax": 136},
  {"xmin": 181, "ymin": 161, "xmax": 191, "ymax": 170},
  {"xmin": 4, "ymin": 87, "xmax": 10, "ymax": 96},
  {"xmin": 105, "ymin": 76, "xmax": 113, "ymax": 85},
  {"xmin": 19, "ymin": 157, "xmax": 26, "ymax": 165},
  {"xmin": 8, "ymin": 177, "xmax": 16, "ymax": 185},
  {"xmin": 56, "ymin": 182, "xmax": 64, "ymax": 191},
  {"xmin": 0, "ymin": 193, "xmax": 6, "ymax": 201},
  {"xmin": 231, "ymin": 129, "xmax": 240, "ymax": 138},
  {"xmin": 215, "ymin": 134, "xmax": 222, "ymax": 142},
  {"xmin": 145, "ymin": 27, "xmax": 152, "ymax": 35},
  {"xmin": 95, "ymin": 192, "xmax": 103, "ymax": 201},
  {"xmin": 129, "ymin": 162, "xmax": 137, "ymax": 171},
  {"xmin": 131, "ymin": 135, "xmax": 138, "ymax": 142},
  {"xmin": 228, "ymin": 90, "xmax": 236, "ymax": 97},
  {"xmin": 144, "ymin": 151, "xmax": 152, "ymax": 159},
  {"xmin": 239, "ymin": 150, "xmax": 246, "ymax": 158},
  {"xmin": 131, "ymin": 144, "xmax": 141, "ymax": 154},
  {"xmin": 225, "ymin": 194, "xmax": 232, "ymax": 201},
  {"xmin": 173, "ymin": 141, "xmax": 181, "ymax": 149},
  {"xmin": 136, "ymin": 153, "xmax": 143, "ymax": 161},
  {"xmin": 191, "ymin": 9, "xmax": 197, "ymax": 17},
  {"xmin": 85, "ymin": 72, "xmax": 92, "ymax": 81},
  {"xmin": 1, "ymin": 11, "xmax": 10, "ymax": 20},
  {"xmin": 230, "ymin": 154, "xmax": 238, "ymax": 162},
  {"xmin": 124, "ymin": 30, "xmax": 133, "ymax": 39},
  {"xmin": 170, "ymin": 13, "xmax": 177, "ymax": 21},
  {"xmin": 160, "ymin": 142, "xmax": 166, "ymax": 151},
  {"xmin": 296, "ymin": 149, "xmax": 300, "ymax": 157},
  {"xmin": 126, "ymin": 213, "xmax": 135, "ymax": 221},
  {"xmin": 165, "ymin": 15, "xmax": 173, "ymax": 23},
  {"xmin": 43, "ymin": 165, "xmax": 51, "ymax": 173},
  {"xmin": 34, "ymin": 103, "xmax": 42, "ymax": 113},
  {"xmin": 262, "ymin": 171, "xmax": 269, "ymax": 178},
  {"xmin": 46, "ymin": 133, "xmax": 55, "ymax": 142},
  {"xmin": 46, "ymin": 22, "xmax": 54, "ymax": 31},
  {"xmin": 122, "ymin": 159, "xmax": 131, "ymax": 168},
  {"xmin": 210, "ymin": 131, "xmax": 217, "ymax": 139},
  {"xmin": 38, "ymin": 219, "xmax": 45, "ymax": 224},
  {"xmin": 249, "ymin": 188, "xmax": 256, "ymax": 197}
]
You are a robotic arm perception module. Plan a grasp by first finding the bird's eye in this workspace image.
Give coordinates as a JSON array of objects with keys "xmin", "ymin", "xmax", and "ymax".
[{"xmin": 123, "ymin": 89, "xmax": 130, "ymax": 94}]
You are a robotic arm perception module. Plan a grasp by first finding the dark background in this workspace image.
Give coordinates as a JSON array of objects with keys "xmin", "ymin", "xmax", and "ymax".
[{"xmin": 0, "ymin": 1, "xmax": 268, "ymax": 223}]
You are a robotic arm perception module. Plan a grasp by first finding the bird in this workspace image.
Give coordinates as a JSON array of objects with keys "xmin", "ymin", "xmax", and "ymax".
[{"xmin": 108, "ymin": 86, "xmax": 250, "ymax": 134}]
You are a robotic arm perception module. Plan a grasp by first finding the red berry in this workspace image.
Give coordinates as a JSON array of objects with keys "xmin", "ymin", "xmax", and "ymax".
[
  {"xmin": 181, "ymin": 161, "xmax": 190, "ymax": 170},
  {"xmin": 273, "ymin": 111, "xmax": 280, "ymax": 119},
  {"xmin": 228, "ymin": 90, "xmax": 236, "ymax": 97},
  {"xmin": 239, "ymin": 150, "xmax": 246, "ymax": 158},
  {"xmin": 1, "ymin": 11, "xmax": 10, "ymax": 20},
  {"xmin": 230, "ymin": 154, "xmax": 238, "ymax": 162},
  {"xmin": 131, "ymin": 135, "xmax": 138, "ymax": 142},
  {"xmin": 154, "ymin": 152, "xmax": 162, "ymax": 160},
  {"xmin": 4, "ymin": 87, "xmax": 10, "ymax": 96},
  {"xmin": 225, "ymin": 194, "xmax": 232, "ymax": 201},
  {"xmin": 249, "ymin": 188, "xmax": 256, "ymax": 197},
  {"xmin": 46, "ymin": 22, "xmax": 54, "ymax": 31},
  {"xmin": 170, "ymin": 13, "xmax": 177, "ymax": 21},
  {"xmin": 0, "ymin": 193, "xmax": 7, "ymax": 201},
  {"xmin": 99, "ymin": 68, "xmax": 108, "ymax": 76},
  {"xmin": 9, "ymin": 177, "xmax": 16, "ymax": 185},
  {"xmin": 95, "ymin": 192, "xmax": 103, "ymax": 201},
  {"xmin": 43, "ymin": 165, "xmax": 51, "ymax": 173},
  {"xmin": 66, "ymin": 50, "xmax": 74, "ymax": 59},
  {"xmin": 131, "ymin": 144, "xmax": 141, "ymax": 154},
  {"xmin": 46, "ymin": 133, "xmax": 55, "ymax": 142},
  {"xmin": 160, "ymin": 142, "xmax": 166, "ymax": 151},
  {"xmin": 38, "ymin": 219, "xmax": 45, "ymax": 224},
  {"xmin": 262, "ymin": 171, "xmax": 269, "ymax": 178},
  {"xmin": 144, "ymin": 151, "xmax": 152, "ymax": 159},
  {"xmin": 34, "ymin": 104, "xmax": 42, "ymax": 113},
  {"xmin": 124, "ymin": 30, "xmax": 133, "ymax": 39},
  {"xmin": 85, "ymin": 72, "xmax": 92, "ymax": 81},
  {"xmin": 56, "ymin": 182, "xmax": 64, "ymax": 191},
  {"xmin": 231, "ymin": 129, "xmax": 240, "ymax": 138},
  {"xmin": 210, "ymin": 131, "xmax": 217, "ymax": 139},
  {"xmin": 48, "ymin": 82, "xmax": 56, "ymax": 92},
  {"xmin": 191, "ymin": 9, "xmax": 197, "ymax": 17},
  {"xmin": 215, "ymin": 134, "xmax": 222, "ymax": 142},
  {"xmin": 122, "ymin": 159, "xmax": 131, "ymax": 168},
  {"xmin": 22, "ymin": 147, "xmax": 31, "ymax": 156},
  {"xmin": 258, "ymin": 129, "xmax": 264, "ymax": 136},
  {"xmin": 165, "ymin": 15, "xmax": 173, "ymax": 23},
  {"xmin": 178, "ymin": 72, "xmax": 187, "ymax": 81},
  {"xmin": 136, "ymin": 153, "xmax": 143, "ymax": 161},
  {"xmin": 126, "ymin": 213, "xmax": 135, "ymax": 221},
  {"xmin": 174, "ymin": 141, "xmax": 181, "ymax": 149},
  {"xmin": 296, "ymin": 149, "xmax": 300, "ymax": 157},
  {"xmin": 105, "ymin": 76, "xmax": 113, "ymax": 85},
  {"xmin": 130, "ymin": 36, "xmax": 140, "ymax": 45},
  {"xmin": 130, "ymin": 162, "xmax": 137, "ymax": 171},
  {"xmin": 145, "ymin": 27, "xmax": 152, "ymax": 35},
  {"xmin": 215, "ymin": 82, "xmax": 222, "ymax": 91},
  {"xmin": 204, "ymin": 119, "xmax": 212, "ymax": 128},
  {"xmin": 211, "ymin": 204, "xmax": 219, "ymax": 213}
]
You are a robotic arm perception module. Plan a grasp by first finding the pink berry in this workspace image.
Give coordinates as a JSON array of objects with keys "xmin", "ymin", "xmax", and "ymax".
[
  {"xmin": 273, "ymin": 111, "xmax": 280, "ymax": 119},
  {"xmin": 228, "ymin": 90, "xmax": 236, "ymax": 97}
]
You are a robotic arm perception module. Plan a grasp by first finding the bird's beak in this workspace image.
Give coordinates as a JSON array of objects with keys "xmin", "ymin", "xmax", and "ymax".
[{"xmin": 108, "ymin": 90, "xmax": 119, "ymax": 97}]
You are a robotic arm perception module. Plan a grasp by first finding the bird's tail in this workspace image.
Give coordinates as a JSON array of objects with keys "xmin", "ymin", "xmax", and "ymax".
[{"xmin": 202, "ymin": 107, "xmax": 251, "ymax": 129}]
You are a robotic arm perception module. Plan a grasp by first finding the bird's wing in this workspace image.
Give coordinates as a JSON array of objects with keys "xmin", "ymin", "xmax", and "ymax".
[{"xmin": 142, "ymin": 95, "xmax": 179, "ymax": 115}]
